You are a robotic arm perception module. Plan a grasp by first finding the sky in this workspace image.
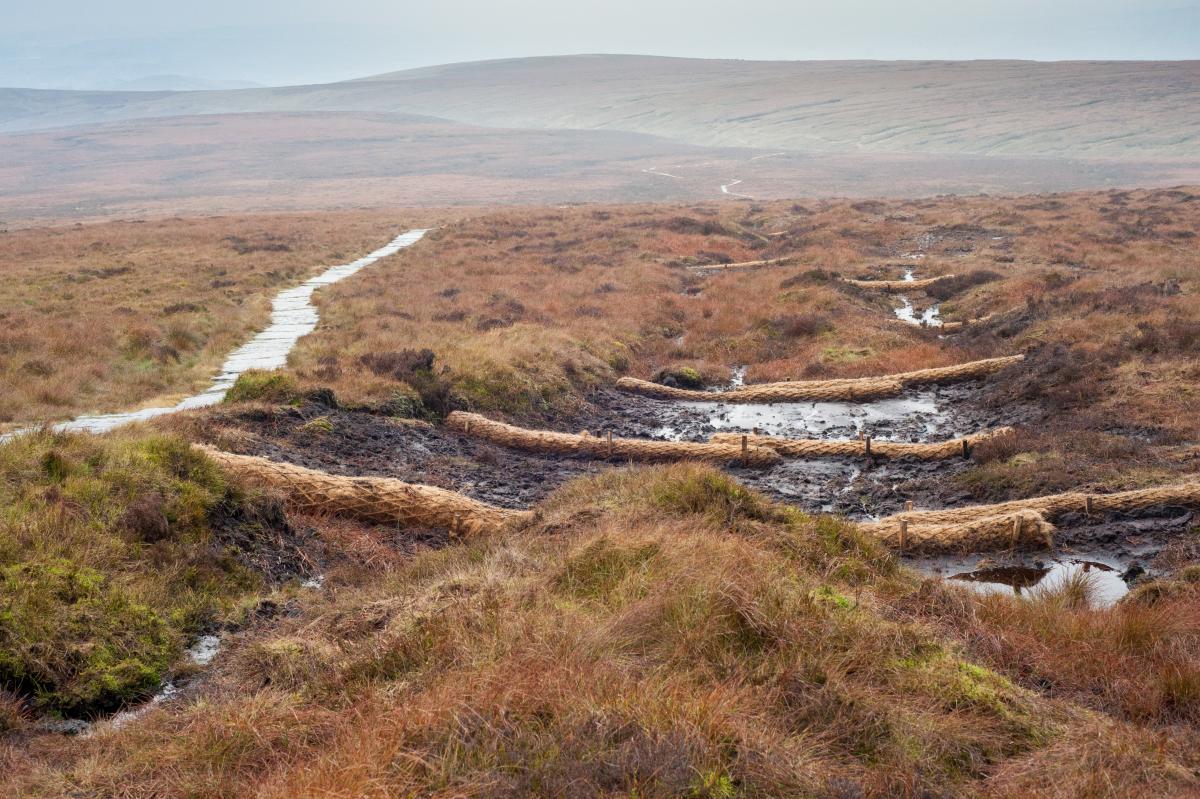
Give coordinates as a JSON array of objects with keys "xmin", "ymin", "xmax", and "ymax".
[{"xmin": 2, "ymin": 0, "xmax": 1197, "ymax": 88}]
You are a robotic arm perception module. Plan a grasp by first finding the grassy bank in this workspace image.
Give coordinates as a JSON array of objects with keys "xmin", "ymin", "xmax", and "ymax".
[
  {"xmin": 4, "ymin": 464, "xmax": 1197, "ymax": 796},
  {"xmin": 0, "ymin": 431, "xmax": 287, "ymax": 719}
]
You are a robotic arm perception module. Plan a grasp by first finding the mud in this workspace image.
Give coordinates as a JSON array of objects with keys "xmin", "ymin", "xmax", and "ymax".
[
  {"xmin": 192, "ymin": 375, "xmax": 1031, "ymax": 520},
  {"xmin": 187, "ymin": 374, "xmax": 1191, "ymax": 610}
]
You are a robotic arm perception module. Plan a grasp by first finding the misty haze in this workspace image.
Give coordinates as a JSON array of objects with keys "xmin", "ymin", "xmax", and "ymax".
[{"xmin": 2, "ymin": 2, "xmax": 1199, "ymax": 797}]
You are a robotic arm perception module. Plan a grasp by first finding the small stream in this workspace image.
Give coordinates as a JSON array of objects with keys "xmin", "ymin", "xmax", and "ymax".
[
  {"xmin": 89, "ymin": 635, "xmax": 223, "ymax": 734},
  {"xmin": 2, "ymin": 229, "xmax": 428, "ymax": 442},
  {"xmin": 893, "ymin": 268, "xmax": 942, "ymax": 327}
]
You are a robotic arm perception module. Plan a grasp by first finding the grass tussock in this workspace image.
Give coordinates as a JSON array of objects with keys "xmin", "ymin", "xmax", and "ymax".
[
  {"xmin": 2, "ymin": 464, "xmax": 1198, "ymax": 796},
  {"xmin": 0, "ymin": 430, "xmax": 278, "ymax": 717},
  {"xmin": 7, "ymin": 464, "xmax": 1196, "ymax": 797},
  {"xmin": 920, "ymin": 571, "xmax": 1200, "ymax": 726}
]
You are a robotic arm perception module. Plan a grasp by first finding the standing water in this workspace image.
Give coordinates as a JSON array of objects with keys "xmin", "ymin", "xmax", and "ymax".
[
  {"xmin": 893, "ymin": 268, "xmax": 942, "ymax": 327},
  {"xmin": 2, "ymin": 229, "xmax": 428, "ymax": 441}
]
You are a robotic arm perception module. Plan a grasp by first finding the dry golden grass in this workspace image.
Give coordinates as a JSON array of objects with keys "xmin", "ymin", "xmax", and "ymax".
[
  {"xmin": 288, "ymin": 204, "xmax": 974, "ymax": 421},
  {"xmin": 3, "ymin": 465, "xmax": 1197, "ymax": 798},
  {"xmin": 0, "ymin": 211, "xmax": 445, "ymax": 430},
  {"xmin": 4, "ymin": 188, "xmax": 1200, "ymax": 796},
  {"xmin": 272, "ymin": 188, "xmax": 1199, "ymax": 492}
]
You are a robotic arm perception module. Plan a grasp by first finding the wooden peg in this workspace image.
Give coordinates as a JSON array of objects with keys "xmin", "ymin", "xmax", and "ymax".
[
  {"xmin": 741, "ymin": 435, "xmax": 749, "ymax": 458},
  {"xmin": 904, "ymin": 500, "xmax": 914, "ymax": 511},
  {"xmin": 898, "ymin": 519, "xmax": 908, "ymax": 551},
  {"xmin": 864, "ymin": 435, "xmax": 872, "ymax": 457},
  {"xmin": 962, "ymin": 439, "xmax": 970, "ymax": 459},
  {"xmin": 1085, "ymin": 495, "xmax": 1094, "ymax": 516},
  {"xmin": 608, "ymin": 430, "xmax": 614, "ymax": 459}
]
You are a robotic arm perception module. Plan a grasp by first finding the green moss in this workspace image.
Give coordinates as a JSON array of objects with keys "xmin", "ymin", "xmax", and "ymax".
[
  {"xmin": 647, "ymin": 469, "xmax": 776, "ymax": 523},
  {"xmin": 820, "ymin": 344, "xmax": 873, "ymax": 364},
  {"xmin": 689, "ymin": 770, "xmax": 736, "ymax": 799},
  {"xmin": 809, "ymin": 585, "xmax": 854, "ymax": 610},
  {"xmin": 0, "ymin": 431, "xmax": 267, "ymax": 716},
  {"xmin": 223, "ymin": 369, "xmax": 300, "ymax": 404},
  {"xmin": 554, "ymin": 538, "xmax": 660, "ymax": 602},
  {"xmin": 0, "ymin": 559, "xmax": 177, "ymax": 714}
]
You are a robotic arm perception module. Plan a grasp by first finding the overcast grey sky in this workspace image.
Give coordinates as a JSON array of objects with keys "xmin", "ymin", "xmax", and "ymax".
[{"xmin": 3, "ymin": 0, "xmax": 1197, "ymax": 88}]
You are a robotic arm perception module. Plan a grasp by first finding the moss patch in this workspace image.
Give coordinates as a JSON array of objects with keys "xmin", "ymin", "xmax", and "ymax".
[
  {"xmin": 223, "ymin": 369, "xmax": 300, "ymax": 404},
  {"xmin": 0, "ymin": 431, "xmax": 268, "ymax": 716}
]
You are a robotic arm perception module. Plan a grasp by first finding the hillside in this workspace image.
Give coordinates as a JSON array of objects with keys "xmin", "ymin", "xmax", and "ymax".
[
  {"xmin": 5, "ymin": 110, "xmax": 1189, "ymax": 226},
  {"xmin": 3, "ymin": 57, "xmax": 1198, "ymax": 160}
]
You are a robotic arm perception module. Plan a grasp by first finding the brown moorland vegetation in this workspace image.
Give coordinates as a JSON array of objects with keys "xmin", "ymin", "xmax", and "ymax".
[
  {"xmin": 3, "ymin": 188, "xmax": 1199, "ymax": 797},
  {"xmin": 278, "ymin": 187, "xmax": 1199, "ymax": 496},
  {"xmin": 3, "ymin": 462, "xmax": 1199, "ymax": 798},
  {"xmin": 0, "ymin": 211, "xmax": 444, "ymax": 430}
]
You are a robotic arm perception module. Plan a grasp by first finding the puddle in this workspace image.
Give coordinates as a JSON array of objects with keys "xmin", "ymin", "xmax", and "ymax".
[
  {"xmin": 652, "ymin": 391, "xmax": 946, "ymax": 441},
  {"xmin": 894, "ymin": 295, "xmax": 942, "ymax": 327},
  {"xmin": 187, "ymin": 634, "xmax": 221, "ymax": 666},
  {"xmin": 2, "ymin": 229, "xmax": 428, "ymax": 442},
  {"xmin": 946, "ymin": 557, "xmax": 1131, "ymax": 606}
]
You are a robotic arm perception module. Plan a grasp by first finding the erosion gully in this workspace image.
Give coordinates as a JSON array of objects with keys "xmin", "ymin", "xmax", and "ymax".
[
  {"xmin": 21, "ymin": 231, "xmax": 1191, "ymax": 731},
  {"xmin": 196, "ymin": 256, "xmax": 1184, "ymax": 607}
]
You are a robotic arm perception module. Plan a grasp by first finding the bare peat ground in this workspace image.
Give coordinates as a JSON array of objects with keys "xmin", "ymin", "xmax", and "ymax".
[{"xmin": 176, "ymin": 187, "xmax": 1199, "ymax": 598}]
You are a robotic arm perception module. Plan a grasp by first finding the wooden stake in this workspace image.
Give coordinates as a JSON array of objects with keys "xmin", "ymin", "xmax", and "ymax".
[
  {"xmin": 904, "ymin": 500, "xmax": 914, "ymax": 511},
  {"xmin": 1011, "ymin": 516, "xmax": 1021, "ymax": 548},
  {"xmin": 608, "ymin": 430, "xmax": 614, "ymax": 460},
  {"xmin": 1085, "ymin": 495, "xmax": 1094, "ymax": 516},
  {"xmin": 741, "ymin": 435, "xmax": 748, "ymax": 459},
  {"xmin": 962, "ymin": 439, "xmax": 970, "ymax": 459},
  {"xmin": 898, "ymin": 519, "xmax": 908, "ymax": 551},
  {"xmin": 864, "ymin": 435, "xmax": 872, "ymax": 457}
]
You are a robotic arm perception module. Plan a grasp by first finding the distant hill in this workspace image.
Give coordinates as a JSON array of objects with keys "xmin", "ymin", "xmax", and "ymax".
[
  {"xmin": 2, "ymin": 56, "xmax": 1198, "ymax": 161},
  {"xmin": 1, "ymin": 56, "xmax": 1198, "ymax": 222},
  {"xmin": 100, "ymin": 75, "xmax": 264, "ymax": 92}
]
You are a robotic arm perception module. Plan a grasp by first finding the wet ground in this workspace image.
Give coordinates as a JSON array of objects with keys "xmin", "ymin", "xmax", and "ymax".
[
  {"xmin": 188, "ymin": 372, "xmax": 1197, "ymax": 607},
  {"xmin": 194, "ymin": 378, "xmax": 1024, "ymax": 516}
]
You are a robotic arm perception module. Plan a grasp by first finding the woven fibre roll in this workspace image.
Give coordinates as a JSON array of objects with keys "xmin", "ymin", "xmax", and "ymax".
[
  {"xmin": 865, "ymin": 479, "xmax": 1200, "ymax": 531},
  {"xmin": 865, "ymin": 509, "xmax": 1055, "ymax": 554},
  {"xmin": 843, "ymin": 275, "xmax": 952, "ymax": 291},
  {"xmin": 445, "ymin": 411, "xmax": 783, "ymax": 468},
  {"xmin": 689, "ymin": 256, "xmax": 796, "ymax": 272},
  {"xmin": 710, "ymin": 427, "xmax": 1012, "ymax": 461},
  {"xmin": 892, "ymin": 355, "xmax": 1025, "ymax": 386},
  {"xmin": 614, "ymin": 376, "xmax": 904, "ymax": 403},
  {"xmin": 196, "ymin": 445, "xmax": 530, "ymax": 537}
]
